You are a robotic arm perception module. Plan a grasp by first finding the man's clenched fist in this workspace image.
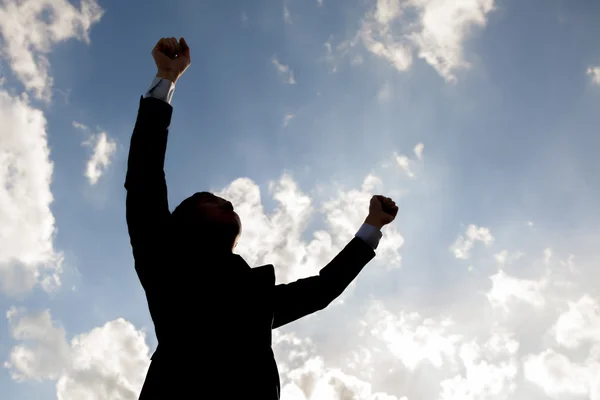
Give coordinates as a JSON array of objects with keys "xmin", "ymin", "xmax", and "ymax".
[
  {"xmin": 152, "ymin": 37, "xmax": 191, "ymax": 83},
  {"xmin": 365, "ymin": 195, "xmax": 398, "ymax": 229}
]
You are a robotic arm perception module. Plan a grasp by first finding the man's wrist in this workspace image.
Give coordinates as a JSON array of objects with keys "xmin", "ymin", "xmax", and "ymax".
[
  {"xmin": 364, "ymin": 216, "xmax": 383, "ymax": 230},
  {"xmin": 156, "ymin": 70, "xmax": 179, "ymax": 84}
]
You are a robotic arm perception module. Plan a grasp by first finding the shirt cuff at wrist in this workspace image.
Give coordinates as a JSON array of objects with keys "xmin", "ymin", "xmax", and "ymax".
[
  {"xmin": 144, "ymin": 77, "xmax": 176, "ymax": 104},
  {"xmin": 355, "ymin": 223, "xmax": 383, "ymax": 250}
]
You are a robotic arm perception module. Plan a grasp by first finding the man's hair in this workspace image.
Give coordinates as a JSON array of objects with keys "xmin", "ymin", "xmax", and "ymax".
[
  {"xmin": 172, "ymin": 191, "xmax": 213, "ymax": 227},
  {"xmin": 172, "ymin": 191, "xmax": 238, "ymax": 249}
]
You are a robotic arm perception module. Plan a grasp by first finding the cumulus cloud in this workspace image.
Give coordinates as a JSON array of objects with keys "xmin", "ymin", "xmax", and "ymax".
[
  {"xmin": 272, "ymin": 55, "xmax": 297, "ymax": 84},
  {"xmin": 2, "ymin": 163, "xmax": 409, "ymax": 398},
  {"xmin": 439, "ymin": 332, "xmax": 519, "ymax": 400},
  {"xmin": 337, "ymin": 0, "xmax": 495, "ymax": 81},
  {"xmin": 486, "ymin": 270, "xmax": 546, "ymax": 311},
  {"xmin": 364, "ymin": 302, "xmax": 461, "ymax": 370},
  {"xmin": 273, "ymin": 330, "xmax": 402, "ymax": 400},
  {"xmin": 0, "ymin": 0, "xmax": 103, "ymax": 101},
  {"xmin": 406, "ymin": 0, "xmax": 494, "ymax": 81},
  {"xmin": 355, "ymin": 0, "xmax": 413, "ymax": 72},
  {"xmin": 73, "ymin": 122, "xmax": 117, "ymax": 185},
  {"xmin": 271, "ymin": 238, "xmax": 600, "ymax": 400},
  {"xmin": 0, "ymin": 0, "xmax": 104, "ymax": 297},
  {"xmin": 0, "ymin": 91, "xmax": 62, "ymax": 296},
  {"xmin": 524, "ymin": 295, "xmax": 600, "ymax": 400},
  {"xmin": 553, "ymin": 294, "xmax": 600, "ymax": 349},
  {"xmin": 449, "ymin": 224, "xmax": 494, "ymax": 260},
  {"xmin": 321, "ymin": 174, "xmax": 404, "ymax": 265},
  {"xmin": 524, "ymin": 348, "xmax": 598, "ymax": 399},
  {"xmin": 587, "ymin": 66, "xmax": 600, "ymax": 86},
  {"xmin": 6, "ymin": 164, "xmax": 600, "ymax": 399},
  {"xmin": 5, "ymin": 308, "xmax": 150, "ymax": 400},
  {"xmin": 215, "ymin": 169, "xmax": 404, "ymax": 284}
]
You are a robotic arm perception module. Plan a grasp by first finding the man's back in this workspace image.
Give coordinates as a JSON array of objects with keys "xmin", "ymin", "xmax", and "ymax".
[{"xmin": 135, "ymin": 239, "xmax": 281, "ymax": 399}]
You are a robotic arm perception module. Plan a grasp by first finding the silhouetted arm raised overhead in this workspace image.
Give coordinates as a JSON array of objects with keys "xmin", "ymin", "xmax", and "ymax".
[
  {"xmin": 271, "ymin": 224, "xmax": 382, "ymax": 329},
  {"xmin": 124, "ymin": 93, "xmax": 173, "ymax": 278},
  {"xmin": 125, "ymin": 38, "xmax": 190, "ymax": 288}
]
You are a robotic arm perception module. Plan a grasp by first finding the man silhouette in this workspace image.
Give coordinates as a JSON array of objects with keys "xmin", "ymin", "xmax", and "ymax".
[{"xmin": 125, "ymin": 37, "xmax": 399, "ymax": 399}]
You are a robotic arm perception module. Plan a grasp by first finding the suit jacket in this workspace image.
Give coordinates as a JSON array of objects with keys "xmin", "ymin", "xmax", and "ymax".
[{"xmin": 125, "ymin": 97, "xmax": 376, "ymax": 399}]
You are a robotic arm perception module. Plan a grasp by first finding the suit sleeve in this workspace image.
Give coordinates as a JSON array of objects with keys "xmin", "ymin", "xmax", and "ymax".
[
  {"xmin": 272, "ymin": 237, "xmax": 376, "ymax": 329},
  {"xmin": 124, "ymin": 96, "xmax": 174, "ymax": 282}
]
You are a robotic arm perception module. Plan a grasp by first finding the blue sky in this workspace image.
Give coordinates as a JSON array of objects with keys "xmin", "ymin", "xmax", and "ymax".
[{"xmin": 1, "ymin": 0, "xmax": 600, "ymax": 399}]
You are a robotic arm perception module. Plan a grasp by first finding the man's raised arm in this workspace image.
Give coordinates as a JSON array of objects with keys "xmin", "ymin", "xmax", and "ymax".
[
  {"xmin": 272, "ymin": 196, "xmax": 399, "ymax": 329},
  {"xmin": 124, "ymin": 37, "xmax": 191, "ymax": 268}
]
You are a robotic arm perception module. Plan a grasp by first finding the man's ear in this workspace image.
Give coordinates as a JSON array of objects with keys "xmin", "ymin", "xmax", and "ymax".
[{"xmin": 233, "ymin": 231, "xmax": 241, "ymax": 250}]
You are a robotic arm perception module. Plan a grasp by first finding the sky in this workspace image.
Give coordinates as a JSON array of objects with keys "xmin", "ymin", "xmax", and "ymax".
[{"xmin": 1, "ymin": 0, "xmax": 600, "ymax": 399}]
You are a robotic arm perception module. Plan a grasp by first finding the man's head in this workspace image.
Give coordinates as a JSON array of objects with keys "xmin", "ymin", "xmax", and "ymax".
[{"xmin": 172, "ymin": 192, "xmax": 242, "ymax": 252}]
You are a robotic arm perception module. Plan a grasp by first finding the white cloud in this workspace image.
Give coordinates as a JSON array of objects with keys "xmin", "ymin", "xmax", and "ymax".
[
  {"xmin": 322, "ymin": 174, "xmax": 404, "ymax": 265},
  {"xmin": 5, "ymin": 308, "xmax": 150, "ymax": 399},
  {"xmin": 449, "ymin": 224, "xmax": 494, "ymax": 260},
  {"xmin": 272, "ymin": 55, "xmax": 297, "ymax": 84},
  {"xmin": 0, "ymin": 90, "xmax": 62, "ymax": 296},
  {"xmin": 0, "ymin": 0, "xmax": 104, "ymax": 101},
  {"xmin": 73, "ymin": 122, "xmax": 117, "ymax": 185},
  {"xmin": 439, "ymin": 332, "xmax": 519, "ymax": 400},
  {"xmin": 486, "ymin": 270, "xmax": 546, "ymax": 310},
  {"xmin": 0, "ymin": 0, "xmax": 104, "ymax": 298},
  {"xmin": 283, "ymin": 112, "xmax": 295, "ymax": 127},
  {"xmin": 395, "ymin": 155, "xmax": 413, "ymax": 178},
  {"xmin": 273, "ymin": 330, "xmax": 401, "ymax": 400},
  {"xmin": 357, "ymin": 2, "xmax": 414, "ymax": 73},
  {"xmin": 317, "ymin": 0, "xmax": 324, "ymax": 6},
  {"xmin": 4, "ymin": 307, "xmax": 70, "ymax": 381},
  {"xmin": 406, "ymin": 0, "xmax": 495, "ymax": 82},
  {"xmin": 365, "ymin": 302, "xmax": 461, "ymax": 370},
  {"xmin": 524, "ymin": 348, "xmax": 599, "ymax": 399},
  {"xmin": 340, "ymin": 0, "xmax": 495, "ymax": 81},
  {"xmin": 2, "ymin": 161, "xmax": 409, "ymax": 398},
  {"xmin": 215, "ymin": 170, "xmax": 403, "ymax": 284},
  {"xmin": 392, "ymin": 145, "xmax": 424, "ymax": 179},
  {"xmin": 7, "ymin": 163, "xmax": 600, "ymax": 399},
  {"xmin": 493, "ymin": 249, "xmax": 524, "ymax": 266},
  {"xmin": 553, "ymin": 294, "xmax": 600, "ymax": 349},
  {"xmin": 490, "ymin": 256, "xmax": 600, "ymax": 399},
  {"xmin": 284, "ymin": 5, "xmax": 292, "ymax": 24},
  {"xmin": 587, "ymin": 66, "xmax": 600, "ymax": 86},
  {"xmin": 413, "ymin": 143, "xmax": 424, "ymax": 161},
  {"xmin": 352, "ymin": 300, "xmax": 523, "ymax": 399},
  {"xmin": 519, "ymin": 287, "xmax": 600, "ymax": 397},
  {"xmin": 85, "ymin": 132, "xmax": 116, "ymax": 185}
]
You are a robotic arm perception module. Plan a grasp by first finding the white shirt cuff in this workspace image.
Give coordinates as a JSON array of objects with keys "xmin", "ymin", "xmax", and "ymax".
[
  {"xmin": 355, "ymin": 223, "xmax": 382, "ymax": 250},
  {"xmin": 144, "ymin": 77, "xmax": 175, "ymax": 104}
]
